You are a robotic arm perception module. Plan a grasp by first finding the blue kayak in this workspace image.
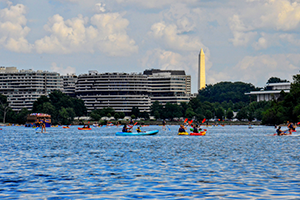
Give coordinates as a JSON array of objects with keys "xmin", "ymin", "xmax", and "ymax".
[{"xmin": 116, "ymin": 130, "xmax": 159, "ymax": 136}]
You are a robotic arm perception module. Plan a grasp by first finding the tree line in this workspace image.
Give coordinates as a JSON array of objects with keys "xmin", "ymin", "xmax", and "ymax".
[{"xmin": 0, "ymin": 76, "xmax": 297, "ymax": 125}]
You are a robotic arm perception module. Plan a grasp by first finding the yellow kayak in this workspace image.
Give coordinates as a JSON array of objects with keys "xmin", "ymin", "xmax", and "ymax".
[{"xmin": 178, "ymin": 132, "xmax": 189, "ymax": 135}]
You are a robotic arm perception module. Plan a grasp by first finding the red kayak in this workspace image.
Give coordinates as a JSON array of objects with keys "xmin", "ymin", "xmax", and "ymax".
[
  {"xmin": 190, "ymin": 131, "xmax": 206, "ymax": 136},
  {"xmin": 78, "ymin": 127, "xmax": 92, "ymax": 130}
]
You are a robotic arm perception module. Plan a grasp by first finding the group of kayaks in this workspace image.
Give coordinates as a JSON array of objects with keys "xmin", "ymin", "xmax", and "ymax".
[{"xmin": 62, "ymin": 125, "xmax": 208, "ymax": 136}]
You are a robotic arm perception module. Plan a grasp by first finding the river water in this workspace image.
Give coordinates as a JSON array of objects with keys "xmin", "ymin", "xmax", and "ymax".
[{"xmin": 0, "ymin": 125, "xmax": 299, "ymax": 199}]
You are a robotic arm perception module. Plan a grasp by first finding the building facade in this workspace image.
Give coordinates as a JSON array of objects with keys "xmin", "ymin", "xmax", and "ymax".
[
  {"xmin": 0, "ymin": 67, "xmax": 63, "ymax": 111},
  {"xmin": 75, "ymin": 71, "xmax": 151, "ymax": 114},
  {"xmin": 144, "ymin": 69, "xmax": 191, "ymax": 105},
  {"xmin": 61, "ymin": 74, "xmax": 77, "ymax": 97},
  {"xmin": 245, "ymin": 82, "xmax": 291, "ymax": 102}
]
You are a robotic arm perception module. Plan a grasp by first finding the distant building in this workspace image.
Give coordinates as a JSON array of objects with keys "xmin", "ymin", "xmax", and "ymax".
[
  {"xmin": 75, "ymin": 71, "xmax": 151, "ymax": 114},
  {"xmin": 198, "ymin": 48, "xmax": 206, "ymax": 91},
  {"xmin": 61, "ymin": 74, "xmax": 77, "ymax": 97},
  {"xmin": 245, "ymin": 82, "xmax": 290, "ymax": 102},
  {"xmin": 143, "ymin": 69, "xmax": 191, "ymax": 105},
  {"xmin": 0, "ymin": 67, "xmax": 63, "ymax": 111}
]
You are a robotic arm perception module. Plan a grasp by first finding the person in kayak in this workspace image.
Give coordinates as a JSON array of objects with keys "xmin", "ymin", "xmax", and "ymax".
[
  {"xmin": 192, "ymin": 124, "xmax": 199, "ymax": 133},
  {"xmin": 178, "ymin": 125, "xmax": 186, "ymax": 133},
  {"xmin": 122, "ymin": 124, "xmax": 132, "ymax": 132},
  {"xmin": 287, "ymin": 121, "xmax": 295, "ymax": 135},
  {"xmin": 136, "ymin": 126, "xmax": 142, "ymax": 133},
  {"xmin": 276, "ymin": 126, "xmax": 288, "ymax": 136}
]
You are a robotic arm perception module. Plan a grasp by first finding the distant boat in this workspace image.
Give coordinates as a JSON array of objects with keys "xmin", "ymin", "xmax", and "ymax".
[{"xmin": 116, "ymin": 130, "xmax": 158, "ymax": 136}]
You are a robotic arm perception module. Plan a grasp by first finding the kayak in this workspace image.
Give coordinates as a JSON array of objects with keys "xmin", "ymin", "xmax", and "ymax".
[
  {"xmin": 116, "ymin": 130, "xmax": 159, "ymax": 136},
  {"xmin": 78, "ymin": 127, "xmax": 92, "ymax": 130},
  {"xmin": 190, "ymin": 131, "xmax": 206, "ymax": 136},
  {"xmin": 178, "ymin": 132, "xmax": 189, "ymax": 135},
  {"xmin": 178, "ymin": 131, "xmax": 206, "ymax": 136},
  {"xmin": 63, "ymin": 126, "xmax": 70, "ymax": 129}
]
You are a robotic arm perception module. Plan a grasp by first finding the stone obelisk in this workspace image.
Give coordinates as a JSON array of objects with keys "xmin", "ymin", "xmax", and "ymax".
[{"xmin": 198, "ymin": 48, "xmax": 206, "ymax": 91}]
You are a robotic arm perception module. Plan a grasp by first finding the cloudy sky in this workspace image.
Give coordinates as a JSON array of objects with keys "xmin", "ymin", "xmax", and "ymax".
[{"xmin": 1, "ymin": 0, "xmax": 300, "ymax": 93}]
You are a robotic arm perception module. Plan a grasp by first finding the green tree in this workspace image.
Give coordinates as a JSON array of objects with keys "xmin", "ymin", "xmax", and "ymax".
[
  {"xmin": 226, "ymin": 108, "xmax": 234, "ymax": 120},
  {"xmin": 32, "ymin": 95, "xmax": 49, "ymax": 112},
  {"xmin": 0, "ymin": 94, "xmax": 9, "ymax": 123},
  {"xmin": 131, "ymin": 106, "xmax": 140, "ymax": 118},
  {"xmin": 198, "ymin": 81, "xmax": 259, "ymax": 103},
  {"xmin": 58, "ymin": 107, "xmax": 69, "ymax": 125},
  {"xmin": 90, "ymin": 110, "xmax": 102, "ymax": 121},
  {"xmin": 266, "ymin": 77, "xmax": 289, "ymax": 84},
  {"xmin": 215, "ymin": 107, "xmax": 225, "ymax": 120},
  {"xmin": 154, "ymin": 110, "xmax": 160, "ymax": 119},
  {"xmin": 236, "ymin": 107, "xmax": 248, "ymax": 121},
  {"xmin": 119, "ymin": 112, "xmax": 125, "ymax": 119},
  {"xmin": 15, "ymin": 108, "xmax": 30, "ymax": 124},
  {"xmin": 114, "ymin": 113, "xmax": 120, "ymax": 119},
  {"xmin": 185, "ymin": 107, "xmax": 195, "ymax": 118},
  {"xmin": 204, "ymin": 110, "xmax": 213, "ymax": 119},
  {"xmin": 131, "ymin": 114, "xmax": 136, "ymax": 119}
]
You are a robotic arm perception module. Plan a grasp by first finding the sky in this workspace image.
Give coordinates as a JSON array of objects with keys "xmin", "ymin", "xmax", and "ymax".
[{"xmin": 1, "ymin": 0, "xmax": 300, "ymax": 93}]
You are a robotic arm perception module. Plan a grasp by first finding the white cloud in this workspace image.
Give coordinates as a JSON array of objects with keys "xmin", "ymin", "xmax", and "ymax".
[
  {"xmin": 149, "ymin": 21, "xmax": 203, "ymax": 51},
  {"xmin": 51, "ymin": 62, "xmax": 76, "ymax": 75},
  {"xmin": 228, "ymin": 54, "xmax": 299, "ymax": 85},
  {"xmin": 95, "ymin": 3, "xmax": 106, "ymax": 13},
  {"xmin": 229, "ymin": 0, "xmax": 300, "ymax": 47},
  {"xmin": 35, "ymin": 12, "xmax": 138, "ymax": 56},
  {"xmin": 115, "ymin": 0, "xmax": 197, "ymax": 9},
  {"xmin": 229, "ymin": 15, "xmax": 257, "ymax": 47},
  {"xmin": 0, "ymin": 3, "xmax": 32, "ymax": 53}
]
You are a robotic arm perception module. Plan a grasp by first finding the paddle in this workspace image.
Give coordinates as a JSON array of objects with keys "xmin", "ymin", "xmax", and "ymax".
[
  {"xmin": 167, "ymin": 125, "xmax": 171, "ymax": 131},
  {"xmin": 202, "ymin": 118, "xmax": 206, "ymax": 124},
  {"xmin": 184, "ymin": 118, "xmax": 188, "ymax": 123},
  {"xmin": 129, "ymin": 122, "xmax": 138, "ymax": 129}
]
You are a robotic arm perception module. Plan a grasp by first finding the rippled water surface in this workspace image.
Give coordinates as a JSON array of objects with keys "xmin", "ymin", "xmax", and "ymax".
[{"xmin": 1, "ymin": 125, "xmax": 300, "ymax": 199}]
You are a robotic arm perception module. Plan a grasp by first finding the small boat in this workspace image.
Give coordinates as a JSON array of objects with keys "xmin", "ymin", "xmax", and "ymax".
[
  {"xmin": 190, "ymin": 131, "xmax": 206, "ymax": 136},
  {"xmin": 78, "ymin": 127, "xmax": 92, "ymax": 130},
  {"xmin": 116, "ymin": 130, "xmax": 159, "ymax": 136},
  {"xmin": 178, "ymin": 131, "xmax": 206, "ymax": 136},
  {"xmin": 63, "ymin": 126, "xmax": 70, "ymax": 129},
  {"xmin": 178, "ymin": 132, "xmax": 189, "ymax": 135}
]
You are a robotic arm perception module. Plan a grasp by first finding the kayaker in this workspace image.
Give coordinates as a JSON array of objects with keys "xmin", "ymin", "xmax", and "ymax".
[
  {"xmin": 276, "ymin": 126, "xmax": 287, "ymax": 136},
  {"xmin": 287, "ymin": 121, "xmax": 294, "ymax": 135},
  {"xmin": 122, "ymin": 124, "xmax": 129, "ymax": 132},
  {"xmin": 178, "ymin": 125, "xmax": 186, "ymax": 133},
  {"xmin": 136, "ymin": 126, "xmax": 141, "ymax": 133},
  {"xmin": 192, "ymin": 124, "xmax": 198, "ymax": 133}
]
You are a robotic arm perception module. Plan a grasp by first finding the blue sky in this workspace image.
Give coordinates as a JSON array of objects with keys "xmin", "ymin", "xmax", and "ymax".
[{"xmin": 0, "ymin": 0, "xmax": 300, "ymax": 93}]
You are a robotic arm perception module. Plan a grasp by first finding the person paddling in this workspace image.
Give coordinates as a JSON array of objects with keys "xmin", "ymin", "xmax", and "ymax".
[
  {"xmin": 122, "ymin": 124, "xmax": 128, "ymax": 132},
  {"xmin": 39, "ymin": 119, "xmax": 46, "ymax": 133},
  {"xmin": 287, "ymin": 121, "xmax": 295, "ymax": 135},
  {"xmin": 276, "ymin": 126, "xmax": 288, "ymax": 136},
  {"xmin": 178, "ymin": 125, "xmax": 186, "ymax": 133},
  {"xmin": 192, "ymin": 124, "xmax": 199, "ymax": 133}
]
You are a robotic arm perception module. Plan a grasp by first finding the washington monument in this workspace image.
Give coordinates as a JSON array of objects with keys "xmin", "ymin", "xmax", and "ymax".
[{"xmin": 198, "ymin": 48, "xmax": 206, "ymax": 91}]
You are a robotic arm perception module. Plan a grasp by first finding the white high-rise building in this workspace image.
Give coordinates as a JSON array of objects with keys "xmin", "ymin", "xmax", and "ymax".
[
  {"xmin": 0, "ymin": 67, "xmax": 63, "ymax": 111},
  {"xmin": 75, "ymin": 71, "xmax": 151, "ymax": 114},
  {"xmin": 144, "ymin": 69, "xmax": 191, "ymax": 105}
]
